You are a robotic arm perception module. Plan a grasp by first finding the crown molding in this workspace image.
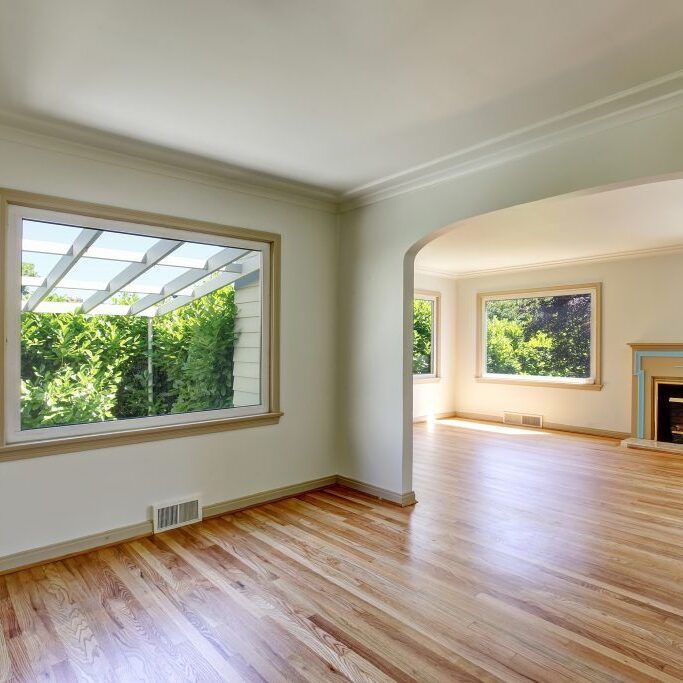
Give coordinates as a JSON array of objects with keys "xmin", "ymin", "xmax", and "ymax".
[
  {"xmin": 414, "ymin": 267, "xmax": 459, "ymax": 280},
  {"xmin": 415, "ymin": 242, "xmax": 683, "ymax": 281},
  {"xmin": 340, "ymin": 69, "xmax": 683, "ymax": 212},
  {"xmin": 0, "ymin": 111, "xmax": 338, "ymax": 213},
  {"xmin": 3, "ymin": 68, "xmax": 683, "ymax": 217}
]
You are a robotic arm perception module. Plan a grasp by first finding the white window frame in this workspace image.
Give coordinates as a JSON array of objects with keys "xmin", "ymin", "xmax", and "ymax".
[
  {"xmin": 478, "ymin": 284, "xmax": 602, "ymax": 388},
  {"xmin": 413, "ymin": 290, "xmax": 440, "ymax": 381},
  {"xmin": 5, "ymin": 204, "xmax": 271, "ymax": 444}
]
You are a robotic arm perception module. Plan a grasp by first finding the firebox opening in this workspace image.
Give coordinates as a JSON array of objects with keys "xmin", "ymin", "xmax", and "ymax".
[{"xmin": 655, "ymin": 381, "xmax": 683, "ymax": 444}]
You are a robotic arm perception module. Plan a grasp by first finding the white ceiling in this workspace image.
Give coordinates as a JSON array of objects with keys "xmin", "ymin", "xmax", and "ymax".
[
  {"xmin": 414, "ymin": 178, "xmax": 683, "ymax": 277},
  {"xmin": 1, "ymin": 1, "xmax": 683, "ymax": 194}
]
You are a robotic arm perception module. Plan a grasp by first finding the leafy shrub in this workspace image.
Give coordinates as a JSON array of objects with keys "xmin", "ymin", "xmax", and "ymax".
[
  {"xmin": 485, "ymin": 294, "xmax": 591, "ymax": 378},
  {"xmin": 22, "ymin": 365, "xmax": 122, "ymax": 429},
  {"xmin": 152, "ymin": 285, "xmax": 238, "ymax": 414},
  {"xmin": 413, "ymin": 299, "xmax": 433, "ymax": 374},
  {"xmin": 20, "ymin": 284, "xmax": 239, "ymax": 429}
]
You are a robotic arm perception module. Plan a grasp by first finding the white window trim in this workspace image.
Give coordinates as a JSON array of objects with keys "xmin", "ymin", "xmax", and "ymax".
[
  {"xmin": 477, "ymin": 284, "xmax": 602, "ymax": 388},
  {"xmin": 5, "ymin": 204, "xmax": 271, "ymax": 444},
  {"xmin": 413, "ymin": 290, "xmax": 440, "ymax": 381}
]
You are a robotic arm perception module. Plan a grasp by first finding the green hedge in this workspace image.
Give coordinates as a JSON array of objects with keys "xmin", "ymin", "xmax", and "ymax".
[
  {"xmin": 413, "ymin": 299, "xmax": 433, "ymax": 374},
  {"xmin": 21, "ymin": 286, "xmax": 238, "ymax": 430}
]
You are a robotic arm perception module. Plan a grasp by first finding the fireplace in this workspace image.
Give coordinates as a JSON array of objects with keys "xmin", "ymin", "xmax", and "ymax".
[
  {"xmin": 625, "ymin": 344, "xmax": 683, "ymax": 454},
  {"xmin": 655, "ymin": 380, "xmax": 683, "ymax": 444}
]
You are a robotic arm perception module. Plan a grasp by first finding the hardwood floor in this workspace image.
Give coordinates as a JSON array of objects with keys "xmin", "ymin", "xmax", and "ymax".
[{"xmin": 3, "ymin": 419, "xmax": 683, "ymax": 681}]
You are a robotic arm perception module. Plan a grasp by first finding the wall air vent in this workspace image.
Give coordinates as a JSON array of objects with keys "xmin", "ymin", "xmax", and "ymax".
[
  {"xmin": 153, "ymin": 496, "xmax": 202, "ymax": 533},
  {"xmin": 503, "ymin": 412, "xmax": 543, "ymax": 429}
]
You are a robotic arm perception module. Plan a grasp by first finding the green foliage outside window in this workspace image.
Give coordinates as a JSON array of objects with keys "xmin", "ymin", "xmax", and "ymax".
[
  {"xmin": 413, "ymin": 298, "xmax": 434, "ymax": 374},
  {"xmin": 20, "ymin": 285, "xmax": 239, "ymax": 430},
  {"xmin": 485, "ymin": 294, "xmax": 591, "ymax": 378}
]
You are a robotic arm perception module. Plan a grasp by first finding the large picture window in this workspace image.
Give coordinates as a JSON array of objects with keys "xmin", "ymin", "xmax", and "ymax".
[
  {"xmin": 3, "ymin": 196, "xmax": 279, "ymax": 450},
  {"xmin": 413, "ymin": 291, "xmax": 439, "ymax": 379},
  {"xmin": 478, "ymin": 284, "xmax": 601, "ymax": 388}
]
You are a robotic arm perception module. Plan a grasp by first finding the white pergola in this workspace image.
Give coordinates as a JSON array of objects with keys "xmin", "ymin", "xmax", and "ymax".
[{"xmin": 21, "ymin": 228, "xmax": 261, "ymax": 317}]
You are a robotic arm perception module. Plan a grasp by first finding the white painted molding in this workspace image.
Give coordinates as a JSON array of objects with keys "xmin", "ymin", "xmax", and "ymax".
[
  {"xmin": 451, "ymin": 412, "xmax": 630, "ymax": 441},
  {"xmin": 0, "ymin": 520, "xmax": 152, "ymax": 575},
  {"xmin": 0, "ymin": 474, "xmax": 413, "ymax": 574},
  {"xmin": 415, "ymin": 242, "xmax": 683, "ymax": 281},
  {"xmin": 0, "ymin": 112, "xmax": 338, "ymax": 213},
  {"xmin": 202, "ymin": 475, "xmax": 338, "ymax": 517},
  {"xmin": 413, "ymin": 411, "xmax": 458, "ymax": 424},
  {"xmin": 336, "ymin": 475, "xmax": 416, "ymax": 506},
  {"xmin": 414, "ymin": 267, "xmax": 460, "ymax": 280},
  {"xmin": 340, "ymin": 68, "xmax": 683, "ymax": 211}
]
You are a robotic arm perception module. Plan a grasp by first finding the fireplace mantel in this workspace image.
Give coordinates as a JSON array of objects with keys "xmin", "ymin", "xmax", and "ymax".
[{"xmin": 623, "ymin": 343, "xmax": 683, "ymax": 454}]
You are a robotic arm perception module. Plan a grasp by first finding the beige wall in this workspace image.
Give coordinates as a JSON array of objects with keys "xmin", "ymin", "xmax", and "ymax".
[
  {"xmin": 452, "ymin": 253, "xmax": 683, "ymax": 434},
  {"xmin": 0, "ymin": 127, "xmax": 339, "ymax": 558},
  {"xmin": 412, "ymin": 272, "xmax": 457, "ymax": 420}
]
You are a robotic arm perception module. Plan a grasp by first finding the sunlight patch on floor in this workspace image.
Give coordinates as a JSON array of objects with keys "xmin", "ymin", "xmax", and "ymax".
[{"xmin": 435, "ymin": 417, "xmax": 545, "ymax": 436}]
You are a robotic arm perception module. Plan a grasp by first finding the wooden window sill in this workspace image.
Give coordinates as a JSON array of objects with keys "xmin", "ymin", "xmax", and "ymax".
[
  {"xmin": 0, "ymin": 412, "xmax": 283, "ymax": 462},
  {"xmin": 475, "ymin": 377, "xmax": 603, "ymax": 391}
]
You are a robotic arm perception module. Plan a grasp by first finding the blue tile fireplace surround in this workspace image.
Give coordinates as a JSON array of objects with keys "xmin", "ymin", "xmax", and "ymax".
[{"xmin": 627, "ymin": 344, "xmax": 683, "ymax": 452}]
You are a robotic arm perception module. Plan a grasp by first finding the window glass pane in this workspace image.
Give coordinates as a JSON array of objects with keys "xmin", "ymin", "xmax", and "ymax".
[
  {"xmin": 22, "ymin": 252, "xmax": 60, "ymax": 278},
  {"xmin": 48, "ymin": 287, "xmax": 98, "ymax": 303},
  {"xmin": 23, "ymin": 220, "xmax": 81, "ymax": 245},
  {"xmin": 485, "ymin": 293, "xmax": 592, "ymax": 379},
  {"xmin": 18, "ymin": 216, "xmax": 264, "ymax": 433},
  {"xmin": 413, "ymin": 298, "xmax": 434, "ymax": 375},
  {"xmin": 160, "ymin": 242, "xmax": 224, "ymax": 266},
  {"xmin": 126, "ymin": 264, "xmax": 190, "ymax": 291},
  {"xmin": 63, "ymin": 257, "xmax": 131, "ymax": 285},
  {"xmin": 91, "ymin": 231, "xmax": 159, "ymax": 254}
]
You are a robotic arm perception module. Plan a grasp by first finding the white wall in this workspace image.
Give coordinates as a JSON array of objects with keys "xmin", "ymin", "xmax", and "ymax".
[
  {"xmin": 412, "ymin": 272, "xmax": 457, "ymax": 420},
  {"xmin": 453, "ymin": 253, "xmax": 683, "ymax": 434},
  {"xmin": 338, "ymin": 103, "xmax": 683, "ymax": 497},
  {"xmin": 0, "ymin": 128, "xmax": 339, "ymax": 557}
]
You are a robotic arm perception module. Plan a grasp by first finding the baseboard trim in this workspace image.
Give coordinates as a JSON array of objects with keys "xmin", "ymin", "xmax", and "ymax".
[
  {"xmin": 545, "ymin": 422, "xmax": 629, "ymax": 441},
  {"xmin": 413, "ymin": 411, "xmax": 458, "ymax": 424},
  {"xmin": 0, "ymin": 474, "xmax": 412, "ymax": 575},
  {"xmin": 0, "ymin": 521, "xmax": 153, "ymax": 575},
  {"xmin": 202, "ymin": 475, "xmax": 338, "ymax": 518},
  {"xmin": 451, "ymin": 411, "xmax": 629, "ymax": 441},
  {"xmin": 337, "ymin": 475, "xmax": 417, "ymax": 506}
]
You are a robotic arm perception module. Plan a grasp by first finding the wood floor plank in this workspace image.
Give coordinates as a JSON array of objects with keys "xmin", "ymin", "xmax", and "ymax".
[{"xmin": 4, "ymin": 419, "xmax": 683, "ymax": 681}]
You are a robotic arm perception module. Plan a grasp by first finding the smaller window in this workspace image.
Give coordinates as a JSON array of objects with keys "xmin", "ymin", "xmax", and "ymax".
[
  {"xmin": 413, "ymin": 291, "xmax": 439, "ymax": 379},
  {"xmin": 478, "ymin": 283, "xmax": 601, "ymax": 387}
]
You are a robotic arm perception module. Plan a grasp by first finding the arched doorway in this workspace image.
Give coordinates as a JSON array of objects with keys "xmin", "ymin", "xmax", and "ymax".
[{"xmin": 405, "ymin": 174, "xmax": 683, "ymax": 500}]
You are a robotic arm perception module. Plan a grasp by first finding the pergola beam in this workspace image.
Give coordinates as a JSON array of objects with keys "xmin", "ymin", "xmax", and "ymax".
[
  {"xmin": 23, "ymin": 238, "xmax": 239, "ymax": 271},
  {"xmin": 21, "ymin": 228, "xmax": 259, "ymax": 317},
  {"xmin": 128, "ymin": 247, "xmax": 249, "ymax": 316},
  {"xmin": 21, "ymin": 276, "xmax": 171, "ymax": 294},
  {"xmin": 24, "ymin": 229, "xmax": 103, "ymax": 312},
  {"xmin": 154, "ymin": 254, "xmax": 260, "ymax": 317},
  {"xmin": 23, "ymin": 301, "xmax": 141, "ymax": 316},
  {"xmin": 79, "ymin": 239, "xmax": 182, "ymax": 313}
]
